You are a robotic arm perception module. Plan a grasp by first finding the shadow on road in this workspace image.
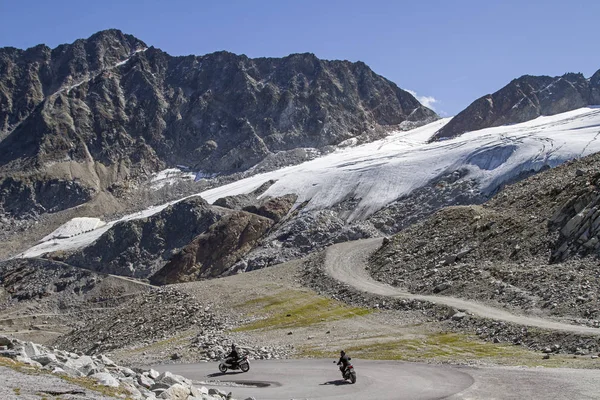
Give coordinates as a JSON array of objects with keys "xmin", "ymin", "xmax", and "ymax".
[
  {"xmin": 207, "ymin": 371, "xmax": 245, "ymax": 378},
  {"xmin": 321, "ymin": 379, "xmax": 350, "ymax": 386}
]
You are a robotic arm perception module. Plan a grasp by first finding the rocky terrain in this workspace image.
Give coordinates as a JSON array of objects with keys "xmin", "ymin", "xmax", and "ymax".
[
  {"xmin": 433, "ymin": 70, "xmax": 600, "ymax": 140},
  {"xmin": 0, "ymin": 28, "xmax": 437, "ymax": 223},
  {"xmin": 221, "ymin": 170, "xmax": 488, "ymax": 272},
  {"xmin": 38, "ymin": 185, "xmax": 299, "ymax": 281},
  {"xmin": 0, "ymin": 258, "xmax": 149, "ymax": 311},
  {"xmin": 369, "ymin": 151, "xmax": 600, "ymax": 324},
  {"xmin": 3, "ymin": 28, "xmax": 600, "ymax": 400},
  {"xmin": 59, "ymin": 197, "xmax": 223, "ymax": 278},
  {"xmin": 0, "ymin": 257, "xmax": 293, "ymax": 366},
  {"xmin": 0, "ymin": 335, "xmax": 241, "ymax": 399},
  {"xmin": 302, "ymin": 250, "xmax": 600, "ymax": 357}
]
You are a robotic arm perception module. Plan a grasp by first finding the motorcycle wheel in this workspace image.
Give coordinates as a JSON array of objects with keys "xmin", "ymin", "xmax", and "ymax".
[
  {"xmin": 240, "ymin": 362, "xmax": 250, "ymax": 372},
  {"xmin": 350, "ymin": 371, "xmax": 356, "ymax": 384},
  {"xmin": 218, "ymin": 364, "xmax": 227, "ymax": 373}
]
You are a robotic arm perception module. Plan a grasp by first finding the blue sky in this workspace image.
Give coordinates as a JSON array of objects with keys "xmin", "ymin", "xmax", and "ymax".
[{"xmin": 1, "ymin": 0, "xmax": 599, "ymax": 116}]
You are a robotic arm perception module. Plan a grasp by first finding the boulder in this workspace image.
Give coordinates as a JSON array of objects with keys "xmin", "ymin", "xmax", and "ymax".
[
  {"xmin": 31, "ymin": 354, "xmax": 57, "ymax": 366},
  {"xmin": 138, "ymin": 374, "xmax": 155, "ymax": 389},
  {"xmin": 209, "ymin": 388, "xmax": 228, "ymax": 397},
  {"xmin": 120, "ymin": 366, "xmax": 136, "ymax": 377},
  {"xmin": 15, "ymin": 355, "xmax": 41, "ymax": 368},
  {"xmin": 91, "ymin": 372, "xmax": 120, "ymax": 387},
  {"xmin": 157, "ymin": 371, "xmax": 190, "ymax": 386},
  {"xmin": 46, "ymin": 361, "xmax": 85, "ymax": 377},
  {"xmin": 20, "ymin": 342, "xmax": 44, "ymax": 358},
  {"xmin": 451, "ymin": 312, "xmax": 467, "ymax": 321},
  {"xmin": 148, "ymin": 369, "xmax": 161, "ymax": 379},
  {"xmin": 159, "ymin": 383, "xmax": 190, "ymax": 400},
  {"xmin": 99, "ymin": 354, "xmax": 117, "ymax": 367}
]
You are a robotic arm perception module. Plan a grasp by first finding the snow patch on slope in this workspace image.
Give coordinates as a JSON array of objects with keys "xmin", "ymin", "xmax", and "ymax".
[
  {"xmin": 40, "ymin": 217, "xmax": 106, "ymax": 241},
  {"xmin": 150, "ymin": 168, "xmax": 197, "ymax": 189},
  {"xmin": 56, "ymin": 48, "xmax": 148, "ymax": 95}
]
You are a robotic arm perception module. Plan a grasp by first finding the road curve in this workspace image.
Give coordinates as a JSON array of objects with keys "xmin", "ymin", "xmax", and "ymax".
[
  {"xmin": 325, "ymin": 238, "xmax": 600, "ymax": 336},
  {"xmin": 155, "ymin": 359, "xmax": 474, "ymax": 400},
  {"xmin": 155, "ymin": 360, "xmax": 600, "ymax": 400}
]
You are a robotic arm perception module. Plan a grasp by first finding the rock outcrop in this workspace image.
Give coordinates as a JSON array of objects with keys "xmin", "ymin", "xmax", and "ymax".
[
  {"xmin": 0, "ymin": 258, "xmax": 101, "ymax": 303},
  {"xmin": 58, "ymin": 197, "xmax": 222, "ymax": 278},
  {"xmin": 151, "ymin": 211, "xmax": 274, "ymax": 284},
  {"xmin": 433, "ymin": 70, "xmax": 600, "ymax": 140},
  {"xmin": 0, "ymin": 29, "xmax": 438, "ymax": 219},
  {"xmin": 549, "ymin": 171, "xmax": 600, "ymax": 262},
  {"xmin": 0, "ymin": 176, "xmax": 93, "ymax": 218},
  {"xmin": 0, "ymin": 335, "xmax": 237, "ymax": 399},
  {"xmin": 369, "ymin": 152, "xmax": 600, "ymax": 321},
  {"xmin": 212, "ymin": 179, "xmax": 277, "ymax": 210}
]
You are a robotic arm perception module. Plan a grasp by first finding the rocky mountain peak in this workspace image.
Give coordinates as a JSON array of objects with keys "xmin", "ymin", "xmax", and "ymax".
[
  {"xmin": 590, "ymin": 69, "xmax": 600, "ymax": 104},
  {"xmin": 0, "ymin": 30, "xmax": 438, "ymax": 220},
  {"xmin": 432, "ymin": 69, "xmax": 600, "ymax": 141},
  {"xmin": 0, "ymin": 29, "xmax": 147, "ymax": 139}
]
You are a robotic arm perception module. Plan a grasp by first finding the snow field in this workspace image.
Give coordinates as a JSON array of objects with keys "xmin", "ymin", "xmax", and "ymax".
[{"xmin": 20, "ymin": 107, "xmax": 600, "ymax": 258}]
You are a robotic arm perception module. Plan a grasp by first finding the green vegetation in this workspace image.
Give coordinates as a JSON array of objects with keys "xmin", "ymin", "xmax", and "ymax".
[
  {"xmin": 299, "ymin": 333, "xmax": 600, "ymax": 368},
  {"xmin": 13, "ymin": 387, "xmax": 21, "ymax": 396},
  {"xmin": 60, "ymin": 375, "xmax": 133, "ymax": 398},
  {"xmin": 234, "ymin": 289, "xmax": 371, "ymax": 331}
]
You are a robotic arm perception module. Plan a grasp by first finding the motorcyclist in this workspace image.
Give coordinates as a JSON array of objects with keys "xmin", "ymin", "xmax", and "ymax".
[
  {"xmin": 336, "ymin": 350, "xmax": 351, "ymax": 374},
  {"xmin": 224, "ymin": 343, "xmax": 239, "ymax": 367}
]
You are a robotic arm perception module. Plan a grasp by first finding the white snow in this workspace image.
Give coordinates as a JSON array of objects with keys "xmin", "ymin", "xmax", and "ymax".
[
  {"xmin": 19, "ymin": 106, "xmax": 600, "ymax": 258},
  {"xmin": 40, "ymin": 217, "xmax": 106, "ymax": 241},
  {"xmin": 150, "ymin": 168, "xmax": 196, "ymax": 189},
  {"xmin": 114, "ymin": 48, "xmax": 147, "ymax": 67},
  {"xmin": 57, "ymin": 48, "xmax": 148, "ymax": 95}
]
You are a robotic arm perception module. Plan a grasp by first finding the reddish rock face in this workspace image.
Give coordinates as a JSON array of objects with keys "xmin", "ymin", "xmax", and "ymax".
[{"xmin": 151, "ymin": 211, "xmax": 274, "ymax": 285}]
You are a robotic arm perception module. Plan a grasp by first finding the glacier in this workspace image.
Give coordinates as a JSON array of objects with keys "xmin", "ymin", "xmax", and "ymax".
[{"xmin": 19, "ymin": 106, "xmax": 600, "ymax": 258}]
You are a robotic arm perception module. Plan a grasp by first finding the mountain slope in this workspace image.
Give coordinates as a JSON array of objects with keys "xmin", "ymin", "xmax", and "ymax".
[
  {"xmin": 0, "ymin": 29, "xmax": 146, "ymax": 139},
  {"xmin": 0, "ymin": 29, "xmax": 437, "ymax": 219},
  {"xmin": 433, "ymin": 70, "xmax": 600, "ymax": 141},
  {"xmin": 20, "ymin": 107, "xmax": 600, "ymax": 276},
  {"xmin": 368, "ymin": 150, "xmax": 600, "ymax": 322}
]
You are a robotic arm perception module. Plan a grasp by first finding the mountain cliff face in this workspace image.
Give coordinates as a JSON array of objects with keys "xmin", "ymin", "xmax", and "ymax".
[
  {"xmin": 0, "ymin": 29, "xmax": 438, "ymax": 219},
  {"xmin": 58, "ymin": 197, "xmax": 222, "ymax": 278},
  {"xmin": 433, "ymin": 70, "xmax": 600, "ymax": 141}
]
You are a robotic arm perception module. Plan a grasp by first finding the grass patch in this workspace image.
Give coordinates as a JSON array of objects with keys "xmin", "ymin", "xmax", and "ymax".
[
  {"xmin": 60, "ymin": 375, "xmax": 133, "ymax": 398},
  {"xmin": 0, "ymin": 357, "xmax": 132, "ymax": 398},
  {"xmin": 234, "ymin": 290, "xmax": 371, "ymax": 331},
  {"xmin": 298, "ymin": 333, "xmax": 600, "ymax": 368},
  {"xmin": 13, "ymin": 387, "xmax": 21, "ymax": 395}
]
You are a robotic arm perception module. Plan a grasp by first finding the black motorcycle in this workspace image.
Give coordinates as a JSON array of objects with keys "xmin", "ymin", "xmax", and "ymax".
[
  {"xmin": 219, "ymin": 355, "xmax": 250, "ymax": 373},
  {"xmin": 334, "ymin": 359, "xmax": 357, "ymax": 384}
]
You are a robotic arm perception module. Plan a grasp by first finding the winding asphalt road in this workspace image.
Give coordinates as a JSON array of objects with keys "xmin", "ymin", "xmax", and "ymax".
[
  {"xmin": 154, "ymin": 239, "xmax": 600, "ymax": 399},
  {"xmin": 156, "ymin": 359, "xmax": 474, "ymax": 400},
  {"xmin": 157, "ymin": 359, "xmax": 600, "ymax": 400},
  {"xmin": 326, "ymin": 238, "xmax": 600, "ymax": 336}
]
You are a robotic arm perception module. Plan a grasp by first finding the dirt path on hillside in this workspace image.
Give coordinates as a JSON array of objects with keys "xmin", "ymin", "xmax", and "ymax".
[{"xmin": 324, "ymin": 238, "xmax": 600, "ymax": 336}]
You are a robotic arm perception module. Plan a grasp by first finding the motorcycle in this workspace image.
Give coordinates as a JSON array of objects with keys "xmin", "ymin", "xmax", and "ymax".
[
  {"xmin": 334, "ymin": 359, "xmax": 357, "ymax": 384},
  {"xmin": 218, "ymin": 355, "xmax": 250, "ymax": 373}
]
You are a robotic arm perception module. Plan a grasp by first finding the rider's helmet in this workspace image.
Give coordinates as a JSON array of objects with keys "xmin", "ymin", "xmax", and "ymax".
[
  {"xmin": 232, "ymin": 343, "xmax": 237, "ymax": 350},
  {"xmin": 340, "ymin": 350, "xmax": 345, "ymax": 356}
]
